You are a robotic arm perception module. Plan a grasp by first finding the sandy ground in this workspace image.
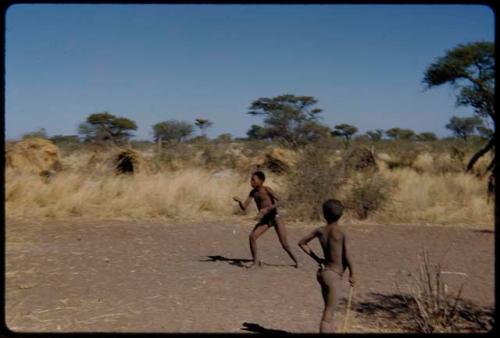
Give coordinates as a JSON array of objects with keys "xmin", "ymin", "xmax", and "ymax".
[{"xmin": 5, "ymin": 217, "xmax": 494, "ymax": 333}]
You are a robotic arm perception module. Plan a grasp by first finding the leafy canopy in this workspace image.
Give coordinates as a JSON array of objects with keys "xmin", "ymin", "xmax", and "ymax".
[
  {"xmin": 445, "ymin": 115, "xmax": 483, "ymax": 140},
  {"xmin": 152, "ymin": 120, "xmax": 194, "ymax": 143},
  {"xmin": 423, "ymin": 41, "xmax": 494, "ymax": 120},
  {"xmin": 78, "ymin": 112, "xmax": 137, "ymax": 143},
  {"xmin": 247, "ymin": 94, "xmax": 328, "ymax": 147}
]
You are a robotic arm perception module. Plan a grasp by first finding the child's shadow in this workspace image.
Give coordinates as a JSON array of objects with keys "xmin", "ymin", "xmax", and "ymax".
[
  {"xmin": 241, "ymin": 322, "xmax": 291, "ymax": 334},
  {"xmin": 200, "ymin": 255, "xmax": 252, "ymax": 268}
]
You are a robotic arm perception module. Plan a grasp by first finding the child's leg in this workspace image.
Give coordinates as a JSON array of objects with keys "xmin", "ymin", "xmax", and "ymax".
[
  {"xmin": 274, "ymin": 216, "xmax": 299, "ymax": 267},
  {"xmin": 249, "ymin": 223, "xmax": 270, "ymax": 266},
  {"xmin": 317, "ymin": 269, "xmax": 328, "ymax": 306},
  {"xmin": 318, "ymin": 269, "xmax": 341, "ymax": 333}
]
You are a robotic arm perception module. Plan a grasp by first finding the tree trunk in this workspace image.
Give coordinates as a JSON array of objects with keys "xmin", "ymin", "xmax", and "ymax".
[{"xmin": 466, "ymin": 136, "xmax": 495, "ymax": 172}]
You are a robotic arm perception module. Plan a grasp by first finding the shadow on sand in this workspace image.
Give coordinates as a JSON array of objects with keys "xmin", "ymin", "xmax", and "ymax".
[
  {"xmin": 241, "ymin": 322, "xmax": 291, "ymax": 334},
  {"xmin": 199, "ymin": 255, "xmax": 252, "ymax": 268}
]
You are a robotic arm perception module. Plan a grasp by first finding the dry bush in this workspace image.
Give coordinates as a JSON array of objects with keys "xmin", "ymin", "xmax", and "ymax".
[
  {"xmin": 251, "ymin": 147, "xmax": 297, "ymax": 174},
  {"xmin": 198, "ymin": 143, "xmax": 240, "ymax": 170},
  {"xmin": 344, "ymin": 146, "xmax": 378, "ymax": 173},
  {"xmin": 344, "ymin": 173, "xmax": 394, "ymax": 219},
  {"xmin": 396, "ymin": 250, "xmax": 492, "ymax": 333},
  {"xmin": 285, "ymin": 145, "xmax": 348, "ymax": 221},
  {"xmin": 155, "ymin": 142, "xmax": 199, "ymax": 170}
]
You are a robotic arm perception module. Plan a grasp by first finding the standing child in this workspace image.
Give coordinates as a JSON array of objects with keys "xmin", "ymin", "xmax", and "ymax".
[
  {"xmin": 233, "ymin": 171, "xmax": 299, "ymax": 268},
  {"xmin": 298, "ymin": 199, "xmax": 355, "ymax": 333}
]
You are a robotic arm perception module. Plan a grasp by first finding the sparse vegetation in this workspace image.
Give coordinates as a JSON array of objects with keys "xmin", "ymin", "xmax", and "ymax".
[{"xmin": 396, "ymin": 250, "xmax": 493, "ymax": 333}]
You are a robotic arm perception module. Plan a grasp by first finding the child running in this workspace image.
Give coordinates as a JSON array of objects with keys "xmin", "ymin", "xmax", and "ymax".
[
  {"xmin": 298, "ymin": 199, "xmax": 355, "ymax": 333},
  {"xmin": 233, "ymin": 171, "xmax": 299, "ymax": 268}
]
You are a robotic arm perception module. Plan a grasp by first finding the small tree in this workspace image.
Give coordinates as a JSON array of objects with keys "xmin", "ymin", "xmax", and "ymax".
[
  {"xmin": 247, "ymin": 124, "xmax": 271, "ymax": 140},
  {"xmin": 152, "ymin": 120, "xmax": 194, "ymax": 143},
  {"xmin": 416, "ymin": 132, "xmax": 438, "ymax": 142},
  {"xmin": 366, "ymin": 129, "xmax": 384, "ymax": 142},
  {"xmin": 445, "ymin": 116, "xmax": 483, "ymax": 140},
  {"xmin": 78, "ymin": 112, "xmax": 137, "ymax": 144},
  {"xmin": 22, "ymin": 128, "xmax": 48, "ymax": 139},
  {"xmin": 386, "ymin": 128, "xmax": 416, "ymax": 140},
  {"xmin": 194, "ymin": 118, "xmax": 213, "ymax": 137},
  {"xmin": 476, "ymin": 125, "xmax": 494, "ymax": 139},
  {"xmin": 247, "ymin": 94, "xmax": 325, "ymax": 148},
  {"xmin": 332, "ymin": 124, "xmax": 358, "ymax": 147}
]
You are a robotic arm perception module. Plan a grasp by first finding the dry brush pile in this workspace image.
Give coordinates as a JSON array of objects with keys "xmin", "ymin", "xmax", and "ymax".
[{"xmin": 5, "ymin": 138, "xmax": 493, "ymax": 227}]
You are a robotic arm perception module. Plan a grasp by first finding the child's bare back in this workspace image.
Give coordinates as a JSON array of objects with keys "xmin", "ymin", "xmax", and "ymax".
[{"xmin": 315, "ymin": 224, "xmax": 347, "ymax": 276}]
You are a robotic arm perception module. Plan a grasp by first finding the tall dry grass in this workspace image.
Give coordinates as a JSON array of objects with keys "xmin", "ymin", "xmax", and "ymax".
[
  {"xmin": 374, "ymin": 167, "xmax": 493, "ymax": 226},
  {"xmin": 6, "ymin": 169, "xmax": 252, "ymax": 221},
  {"xmin": 5, "ymin": 144, "xmax": 494, "ymax": 227}
]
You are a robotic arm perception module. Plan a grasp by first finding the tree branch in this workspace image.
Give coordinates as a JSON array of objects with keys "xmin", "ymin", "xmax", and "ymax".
[{"xmin": 466, "ymin": 137, "xmax": 495, "ymax": 172}]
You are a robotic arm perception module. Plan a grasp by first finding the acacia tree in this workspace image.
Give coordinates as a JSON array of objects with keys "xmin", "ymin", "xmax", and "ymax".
[
  {"xmin": 445, "ymin": 116, "xmax": 483, "ymax": 140},
  {"xmin": 423, "ymin": 41, "xmax": 495, "ymax": 173},
  {"xmin": 247, "ymin": 94, "xmax": 328, "ymax": 147},
  {"xmin": 78, "ymin": 112, "xmax": 137, "ymax": 144},
  {"xmin": 332, "ymin": 124, "xmax": 358, "ymax": 147},
  {"xmin": 385, "ymin": 128, "xmax": 416, "ymax": 140},
  {"xmin": 416, "ymin": 132, "xmax": 438, "ymax": 142},
  {"xmin": 366, "ymin": 129, "xmax": 384, "ymax": 142},
  {"xmin": 152, "ymin": 120, "xmax": 194, "ymax": 143},
  {"xmin": 194, "ymin": 118, "xmax": 213, "ymax": 137}
]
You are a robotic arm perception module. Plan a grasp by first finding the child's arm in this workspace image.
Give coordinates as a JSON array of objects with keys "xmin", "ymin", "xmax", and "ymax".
[
  {"xmin": 343, "ymin": 232, "xmax": 355, "ymax": 286},
  {"xmin": 298, "ymin": 229, "xmax": 324, "ymax": 267},
  {"xmin": 233, "ymin": 193, "xmax": 252, "ymax": 211}
]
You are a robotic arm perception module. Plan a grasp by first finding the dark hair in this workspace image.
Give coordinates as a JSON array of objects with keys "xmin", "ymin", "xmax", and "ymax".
[
  {"xmin": 322, "ymin": 199, "xmax": 344, "ymax": 223},
  {"xmin": 252, "ymin": 171, "xmax": 266, "ymax": 181}
]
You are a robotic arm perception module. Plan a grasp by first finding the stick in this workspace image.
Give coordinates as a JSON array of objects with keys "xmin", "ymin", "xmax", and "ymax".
[{"xmin": 342, "ymin": 285, "xmax": 354, "ymax": 333}]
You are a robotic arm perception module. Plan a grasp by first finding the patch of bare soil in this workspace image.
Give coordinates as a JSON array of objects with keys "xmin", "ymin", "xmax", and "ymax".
[{"xmin": 5, "ymin": 217, "xmax": 494, "ymax": 333}]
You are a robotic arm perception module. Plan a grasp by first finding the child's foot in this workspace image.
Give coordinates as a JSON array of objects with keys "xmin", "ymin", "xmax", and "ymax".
[{"xmin": 247, "ymin": 260, "xmax": 263, "ymax": 269}]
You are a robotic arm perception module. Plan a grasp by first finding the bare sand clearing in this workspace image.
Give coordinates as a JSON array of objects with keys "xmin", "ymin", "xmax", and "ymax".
[{"xmin": 5, "ymin": 217, "xmax": 494, "ymax": 333}]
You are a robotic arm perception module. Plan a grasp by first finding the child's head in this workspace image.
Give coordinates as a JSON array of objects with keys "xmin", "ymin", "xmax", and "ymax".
[
  {"xmin": 251, "ymin": 171, "xmax": 266, "ymax": 188},
  {"xmin": 322, "ymin": 199, "xmax": 344, "ymax": 223}
]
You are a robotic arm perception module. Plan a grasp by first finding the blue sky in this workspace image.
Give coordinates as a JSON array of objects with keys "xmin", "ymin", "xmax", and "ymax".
[{"xmin": 5, "ymin": 4, "xmax": 495, "ymax": 140}]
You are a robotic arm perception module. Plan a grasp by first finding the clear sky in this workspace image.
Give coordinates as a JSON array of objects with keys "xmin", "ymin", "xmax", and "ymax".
[{"xmin": 5, "ymin": 4, "xmax": 495, "ymax": 140}]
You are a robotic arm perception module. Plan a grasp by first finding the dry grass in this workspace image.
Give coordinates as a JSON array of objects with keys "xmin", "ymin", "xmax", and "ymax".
[
  {"xmin": 374, "ymin": 168, "xmax": 493, "ymax": 227},
  {"xmin": 6, "ymin": 169, "xmax": 250, "ymax": 221},
  {"xmin": 5, "ymin": 144, "xmax": 494, "ymax": 228},
  {"xmin": 395, "ymin": 250, "xmax": 493, "ymax": 333}
]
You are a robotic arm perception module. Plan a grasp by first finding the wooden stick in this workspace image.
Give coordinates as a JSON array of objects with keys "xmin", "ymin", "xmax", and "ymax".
[{"xmin": 342, "ymin": 286, "xmax": 354, "ymax": 333}]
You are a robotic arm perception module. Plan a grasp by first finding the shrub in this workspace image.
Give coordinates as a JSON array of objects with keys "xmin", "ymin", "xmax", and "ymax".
[
  {"xmin": 285, "ymin": 145, "xmax": 347, "ymax": 221},
  {"xmin": 344, "ymin": 173, "xmax": 393, "ymax": 219}
]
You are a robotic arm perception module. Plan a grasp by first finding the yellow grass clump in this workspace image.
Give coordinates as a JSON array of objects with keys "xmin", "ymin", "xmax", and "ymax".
[{"xmin": 6, "ymin": 138, "xmax": 62, "ymax": 176}]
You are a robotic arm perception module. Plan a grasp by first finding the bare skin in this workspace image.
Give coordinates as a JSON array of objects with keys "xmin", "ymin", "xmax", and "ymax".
[
  {"xmin": 233, "ymin": 175, "xmax": 299, "ymax": 269},
  {"xmin": 298, "ymin": 222, "xmax": 355, "ymax": 333}
]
